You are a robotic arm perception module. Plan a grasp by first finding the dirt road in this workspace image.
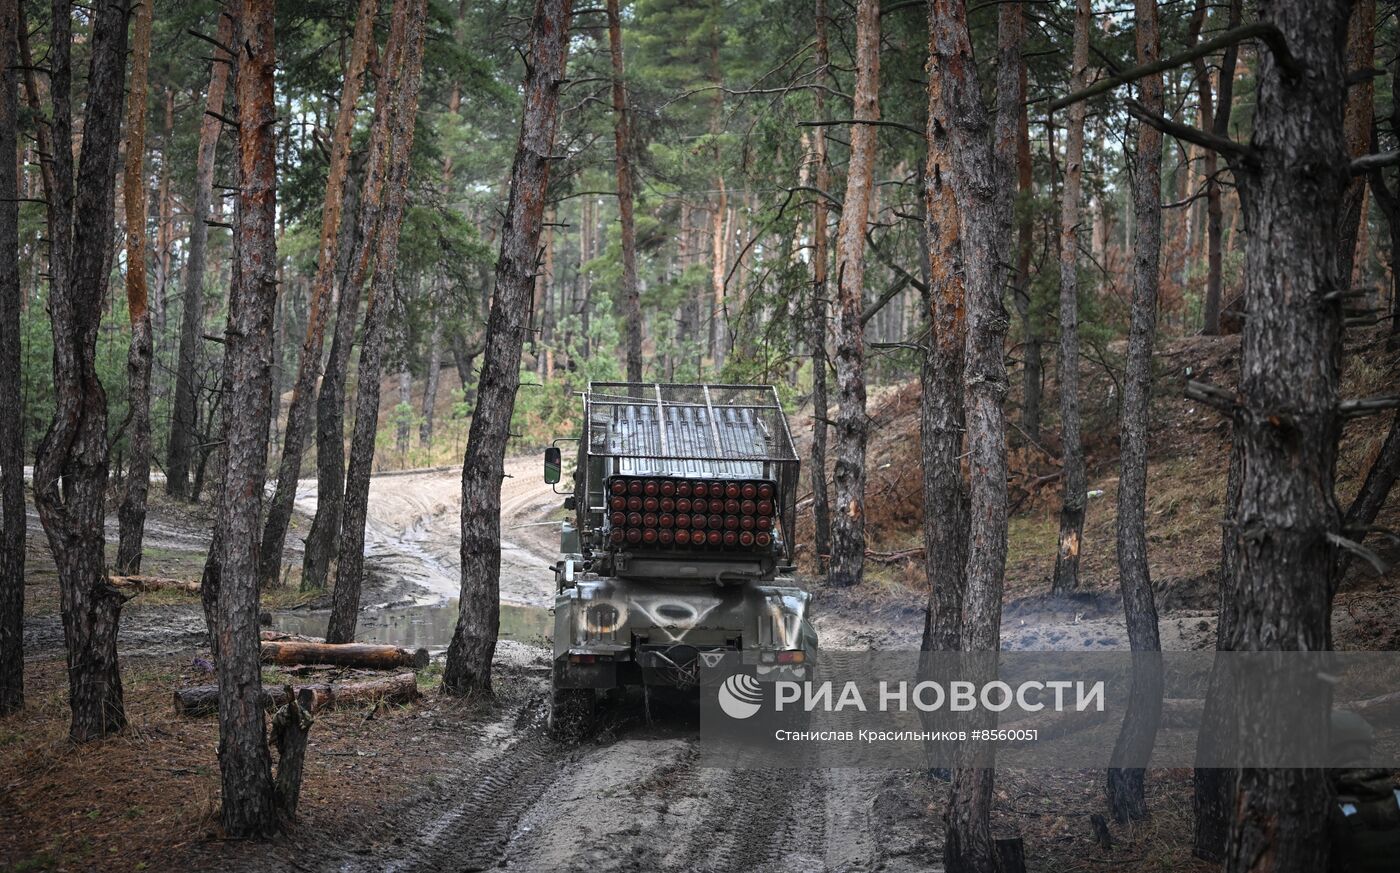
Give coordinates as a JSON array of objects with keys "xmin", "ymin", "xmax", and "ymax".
[{"xmin": 240, "ymin": 463, "xmax": 937, "ymax": 872}]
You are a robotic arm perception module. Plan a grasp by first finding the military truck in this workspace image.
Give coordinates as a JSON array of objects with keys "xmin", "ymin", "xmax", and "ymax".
[{"xmin": 541, "ymin": 382, "xmax": 818, "ymax": 737}]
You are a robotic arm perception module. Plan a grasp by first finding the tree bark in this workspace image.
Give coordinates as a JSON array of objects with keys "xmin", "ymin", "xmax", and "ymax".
[
  {"xmin": 807, "ymin": 0, "xmax": 832, "ymax": 574},
  {"xmin": 920, "ymin": 0, "xmax": 969, "ymax": 654},
  {"xmin": 211, "ymin": 0, "xmax": 308, "ymax": 837},
  {"xmin": 607, "ymin": 0, "xmax": 642, "ymax": 382},
  {"xmin": 1013, "ymin": 57, "xmax": 1040, "ymax": 444},
  {"xmin": 1220, "ymin": 2, "xmax": 1350, "ymax": 870},
  {"xmin": 1051, "ymin": 0, "xmax": 1090, "ymax": 597},
  {"xmin": 258, "ymin": 0, "xmax": 380, "ymax": 593},
  {"xmin": 1337, "ymin": 0, "xmax": 1373, "ymax": 281},
  {"xmin": 327, "ymin": 0, "xmax": 428, "ymax": 645},
  {"xmin": 117, "ymin": 0, "xmax": 155, "ymax": 575},
  {"xmin": 1105, "ymin": 0, "xmax": 1163, "ymax": 824},
  {"xmin": 0, "ymin": 0, "xmax": 24, "ymax": 716},
  {"xmin": 33, "ymin": 0, "xmax": 130, "ymax": 743},
  {"xmin": 1195, "ymin": 0, "xmax": 1240, "ymax": 336},
  {"xmin": 827, "ymin": 0, "xmax": 879, "ymax": 590},
  {"xmin": 442, "ymin": 0, "xmax": 573, "ymax": 695},
  {"xmin": 933, "ymin": 0, "xmax": 1018, "ymax": 869},
  {"xmin": 260, "ymin": 640, "xmax": 429, "ymax": 669},
  {"xmin": 168, "ymin": 11, "xmax": 235, "ymax": 499},
  {"xmin": 175, "ymin": 672, "xmax": 418, "ymax": 717},
  {"xmin": 154, "ymin": 87, "xmax": 174, "ymax": 335}
]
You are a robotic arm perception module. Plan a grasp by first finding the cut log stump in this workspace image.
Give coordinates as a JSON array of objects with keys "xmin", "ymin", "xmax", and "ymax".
[
  {"xmin": 173, "ymin": 671, "xmax": 419, "ymax": 717},
  {"xmin": 260, "ymin": 640, "xmax": 429, "ymax": 669}
]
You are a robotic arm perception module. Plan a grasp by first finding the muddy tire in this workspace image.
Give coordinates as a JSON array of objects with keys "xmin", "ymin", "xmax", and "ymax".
[{"xmin": 547, "ymin": 685, "xmax": 595, "ymax": 741}]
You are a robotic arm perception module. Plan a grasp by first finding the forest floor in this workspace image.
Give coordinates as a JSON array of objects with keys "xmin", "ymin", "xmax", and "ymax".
[{"xmin": 3, "ymin": 334, "xmax": 1398, "ymax": 872}]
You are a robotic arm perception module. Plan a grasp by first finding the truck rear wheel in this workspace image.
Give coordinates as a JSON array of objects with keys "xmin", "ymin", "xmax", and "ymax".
[{"xmin": 548, "ymin": 684, "xmax": 595, "ymax": 741}]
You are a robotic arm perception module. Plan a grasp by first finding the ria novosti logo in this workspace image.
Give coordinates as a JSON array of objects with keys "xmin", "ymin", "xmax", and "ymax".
[{"xmin": 717, "ymin": 674, "xmax": 764, "ymax": 719}]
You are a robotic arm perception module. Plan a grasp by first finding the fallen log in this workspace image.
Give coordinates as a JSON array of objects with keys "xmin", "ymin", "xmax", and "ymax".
[
  {"xmin": 260, "ymin": 640, "xmax": 429, "ymax": 669},
  {"xmin": 173, "ymin": 671, "xmax": 419, "ymax": 717},
  {"xmin": 110, "ymin": 574, "xmax": 201, "ymax": 594}
]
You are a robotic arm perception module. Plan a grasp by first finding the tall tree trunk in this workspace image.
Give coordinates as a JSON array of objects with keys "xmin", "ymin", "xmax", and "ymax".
[
  {"xmin": 168, "ymin": 11, "xmax": 234, "ymax": 498},
  {"xmin": 396, "ymin": 365, "xmax": 412, "ymax": 457},
  {"xmin": 1219, "ymin": 2, "xmax": 1350, "ymax": 870},
  {"xmin": 1338, "ymin": 0, "xmax": 1373, "ymax": 282},
  {"xmin": 32, "ymin": 0, "xmax": 130, "ymax": 743},
  {"xmin": 302, "ymin": 0, "xmax": 410, "ymax": 594},
  {"xmin": 607, "ymin": 0, "xmax": 642, "ymax": 382},
  {"xmin": 934, "ymin": 0, "xmax": 1018, "ymax": 869},
  {"xmin": 920, "ymin": 0, "xmax": 969, "ymax": 654},
  {"xmin": 258, "ymin": 0, "xmax": 379, "ymax": 592},
  {"xmin": 442, "ymin": 0, "xmax": 573, "ymax": 695},
  {"xmin": 420, "ymin": 314, "xmax": 443, "ymax": 446},
  {"xmin": 214, "ymin": 0, "xmax": 312, "ymax": 835},
  {"xmin": 808, "ymin": 0, "xmax": 832, "ymax": 573},
  {"xmin": 0, "ymin": 0, "xmax": 25, "ymax": 716},
  {"xmin": 326, "ymin": 0, "xmax": 428, "ymax": 645},
  {"xmin": 117, "ymin": 0, "xmax": 155, "ymax": 575},
  {"xmin": 154, "ymin": 87, "xmax": 174, "ymax": 335},
  {"xmin": 1105, "ymin": 0, "xmax": 1163, "ymax": 823},
  {"xmin": 1051, "ymin": 0, "xmax": 1090, "ymax": 597},
  {"xmin": 1196, "ymin": 0, "xmax": 1240, "ymax": 335},
  {"xmin": 827, "ymin": 0, "xmax": 879, "ymax": 590},
  {"xmin": 1013, "ymin": 58, "xmax": 1040, "ymax": 444}
]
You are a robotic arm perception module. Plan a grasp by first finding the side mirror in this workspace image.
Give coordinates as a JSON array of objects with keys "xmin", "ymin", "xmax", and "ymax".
[{"xmin": 543, "ymin": 446, "xmax": 562, "ymax": 484}]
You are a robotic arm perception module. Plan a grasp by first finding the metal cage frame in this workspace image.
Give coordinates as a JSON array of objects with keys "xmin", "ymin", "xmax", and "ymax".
[{"xmin": 579, "ymin": 383, "xmax": 800, "ymax": 563}]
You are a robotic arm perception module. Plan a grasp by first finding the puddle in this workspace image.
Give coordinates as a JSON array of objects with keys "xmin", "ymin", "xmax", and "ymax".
[{"xmin": 272, "ymin": 600, "xmax": 553, "ymax": 651}]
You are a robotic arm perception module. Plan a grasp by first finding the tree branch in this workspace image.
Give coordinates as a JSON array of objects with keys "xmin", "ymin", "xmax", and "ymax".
[
  {"xmin": 1125, "ymin": 99, "xmax": 1257, "ymax": 165},
  {"xmin": 1351, "ymin": 150, "xmax": 1400, "ymax": 175},
  {"xmin": 798, "ymin": 118, "xmax": 925, "ymax": 137},
  {"xmin": 1046, "ymin": 22, "xmax": 1300, "ymax": 112}
]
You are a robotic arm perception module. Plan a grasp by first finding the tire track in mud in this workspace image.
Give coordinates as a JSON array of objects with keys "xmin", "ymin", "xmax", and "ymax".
[{"xmin": 336, "ymin": 702, "xmax": 578, "ymax": 873}]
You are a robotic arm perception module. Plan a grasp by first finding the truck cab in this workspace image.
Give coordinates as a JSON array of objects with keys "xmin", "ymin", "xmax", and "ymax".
[{"xmin": 542, "ymin": 382, "xmax": 818, "ymax": 737}]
